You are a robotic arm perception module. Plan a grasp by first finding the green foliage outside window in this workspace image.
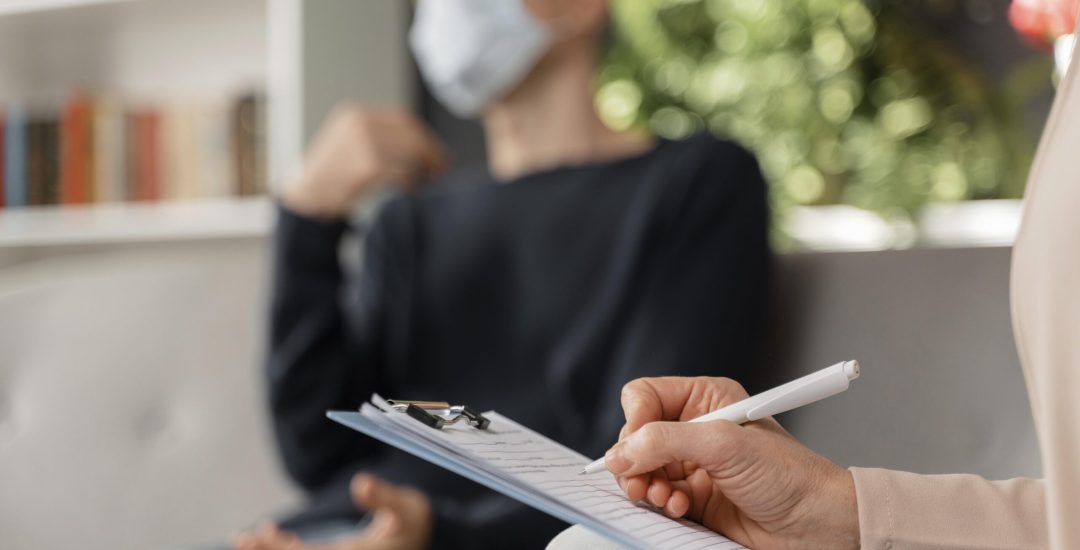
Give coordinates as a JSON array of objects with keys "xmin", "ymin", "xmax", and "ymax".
[{"xmin": 596, "ymin": 0, "xmax": 1048, "ymax": 235}]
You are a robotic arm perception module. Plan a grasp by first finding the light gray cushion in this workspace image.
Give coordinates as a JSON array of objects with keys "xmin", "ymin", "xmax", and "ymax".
[
  {"xmin": 0, "ymin": 240, "xmax": 299, "ymax": 550},
  {"xmin": 763, "ymin": 247, "xmax": 1039, "ymax": 479}
]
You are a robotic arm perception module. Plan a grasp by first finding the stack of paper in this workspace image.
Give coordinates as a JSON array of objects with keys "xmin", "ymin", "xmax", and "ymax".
[{"xmin": 328, "ymin": 396, "xmax": 747, "ymax": 550}]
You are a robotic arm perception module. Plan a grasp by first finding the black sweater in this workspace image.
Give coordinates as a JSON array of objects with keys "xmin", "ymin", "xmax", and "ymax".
[{"xmin": 267, "ymin": 134, "xmax": 771, "ymax": 548}]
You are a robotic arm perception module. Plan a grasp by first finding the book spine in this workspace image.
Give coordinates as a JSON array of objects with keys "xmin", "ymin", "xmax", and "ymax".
[
  {"xmin": 93, "ymin": 99, "xmax": 125, "ymax": 204},
  {"xmin": 4, "ymin": 106, "xmax": 26, "ymax": 207},
  {"xmin": 42, "ymin": 120, "xmax": 61, "ymax": 205},
  {"xmin": 159, "ymin": 108, "xmax": 176, "ymax": 200},
  {"xmin": 86, "ymin": 102, "xmax": 97, "ymax": 204},
  {"xmin": 134, "ymin": 111, "xmax": 161, "ymax": 202},
  {"xmin": 0, "ymin": 112, "xmax": 5, "ymax": 209},
  {"xmin": 231, "ymin": 93, "xmax": 265, "ymax": 196},
  {"xmin": 26, "ymin": 119, "xmax": 46, "ymax": 206},
  {"xmin": 252, "ymin": 95, "xmax": 267, "ymax": 195},
  {"xmin": 60, "ymin": 95, "xmax": 92, "ymax": 204},
  {"xmin": 199, "ymin": 102, "xmax": 232, "ymax": 198},
  {"xmin": 161, "ymin": 106, "xmax": 199, "ymax": 200},
  {"xmin": 26, "ymin": 119, "xmax": 61, "ymax": 206},
  {"xmin": 124, "ymin": 111, "xmax": 138, "ymax": 201},
  {"xmin": 180, "ymin": 107, "xmax": 201, "ymax": 199}
]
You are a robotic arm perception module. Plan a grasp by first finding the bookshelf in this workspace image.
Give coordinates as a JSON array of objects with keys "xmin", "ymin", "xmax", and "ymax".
[
  {"xmin": 0, "ymin": 197, "xmax": 271, "ymax": 249},
  {"xmin": 0, "ymin": 0, "xmax": 411, "ymax": 248}
]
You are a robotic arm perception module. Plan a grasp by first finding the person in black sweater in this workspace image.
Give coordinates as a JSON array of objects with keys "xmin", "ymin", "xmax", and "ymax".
[{"xmin": 234, "ymin": 1, "xmax": 771, "ymax": 549}]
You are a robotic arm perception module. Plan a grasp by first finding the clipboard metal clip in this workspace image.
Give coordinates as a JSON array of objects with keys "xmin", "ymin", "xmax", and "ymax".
[{"xmin": 386, "ymin": 399, "xmax": 491, "ymax": 431}]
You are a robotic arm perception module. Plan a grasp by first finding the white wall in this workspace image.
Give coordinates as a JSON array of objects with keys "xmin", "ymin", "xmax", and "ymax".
[
  {"xmin": 0, "ymin": 0, "xmax": 267, "ymax": 104},
  {"xmin": 267, "ymin": 0, "xmax": 414, "ymax": 188}
]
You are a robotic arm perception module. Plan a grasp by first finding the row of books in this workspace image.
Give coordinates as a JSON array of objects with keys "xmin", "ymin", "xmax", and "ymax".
[{"xmin": 0, "ymin": 92, "xmax": 266, "ymax": 209}]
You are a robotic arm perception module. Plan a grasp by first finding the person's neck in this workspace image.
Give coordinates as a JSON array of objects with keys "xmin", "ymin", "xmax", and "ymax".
[{"xmin": 481, "ymin": 43, "xmax": 654, "ymax": 182}]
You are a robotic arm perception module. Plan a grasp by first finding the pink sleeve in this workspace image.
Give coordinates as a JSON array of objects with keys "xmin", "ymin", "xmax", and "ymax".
[{"xmin": 851, "ymin": 467, "xmax": 1047, "ymax": 549}]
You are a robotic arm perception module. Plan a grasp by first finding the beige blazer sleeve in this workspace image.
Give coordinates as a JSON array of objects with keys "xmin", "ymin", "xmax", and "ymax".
[
  {"xmin": 851, "ymin": 33, "xmax": 1080, "ymax": 550},
  {"xmin": 1009, "ymin": 29, "xmax": 1080, "ymax": 549},
  {"xmin": 850, "ymin": 468, "xmax": 1046, "ymax": 549}
]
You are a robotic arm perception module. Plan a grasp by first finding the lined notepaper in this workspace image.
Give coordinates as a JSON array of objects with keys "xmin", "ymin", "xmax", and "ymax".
[{"xmin": 328, "ymin": 397, "xmax": 746, "ymax": 550}]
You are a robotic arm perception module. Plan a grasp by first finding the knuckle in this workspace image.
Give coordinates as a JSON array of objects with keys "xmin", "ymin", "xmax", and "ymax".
[
  {"xmin": 714, "ymin": 377, "xmax": 749, "ymax": 399},
  {"xmin": 352, "ymin": 122, "xmax": 376, "ymax": 144},
  {"xmin": 333, "ymin": 101, "xmax": 365, "ymax": 119},
  {"xmin": 344, "ymin": 106, "xmax": 372, "ymax": 126},
  {"xmin": 388, "ymin": 105, "xmax": 413, "ymax": 120},
  {"xmin": 713, "ymin": 376, "xmax": 738, "ymax": 390},
  {"xmin": 620, "ymin": 380, "xmax": 653, "ymax": 411},
  {"xmin": 636, "ymin": 423, "xmax": 667, "ymax": 454},
  {"xmin": 406, "ymin": 486, "xmax": 426, "ymax": 503},
  {"xmin": 620, "ymin": 380, "xmax": 645, "ymax": 403}
]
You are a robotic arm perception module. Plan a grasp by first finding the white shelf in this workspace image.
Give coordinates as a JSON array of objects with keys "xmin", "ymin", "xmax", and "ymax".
[
  {"xmin": 917, "ymin": 200, "xmax": 1023, "ymax": 248},
  {"xmin": 0, "ymin": 0, "xmax": 135, "ymax": 17},
  {"xmin": 0, "ymin": 198, "xmax": 274, "ymax": 249},
  {"xmin": 785, "ymin": 200, "xmax": 1022, "ymax": 252}
]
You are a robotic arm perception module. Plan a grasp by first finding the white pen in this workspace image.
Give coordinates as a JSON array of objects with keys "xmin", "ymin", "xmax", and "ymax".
[{"xmin": 579, "ymin": 360, "xmax": 861, "ymax": 475}]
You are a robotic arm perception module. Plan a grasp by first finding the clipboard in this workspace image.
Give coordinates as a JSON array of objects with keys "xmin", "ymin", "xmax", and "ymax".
[{"xmin": 328, "ymin": 395, "xmax": 746, "ymax": 550}]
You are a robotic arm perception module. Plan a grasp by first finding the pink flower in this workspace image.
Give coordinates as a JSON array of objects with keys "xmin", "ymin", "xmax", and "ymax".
[{"xmin": 1010, "ymin": 0, "xmax": 1080, "ymax": 50}]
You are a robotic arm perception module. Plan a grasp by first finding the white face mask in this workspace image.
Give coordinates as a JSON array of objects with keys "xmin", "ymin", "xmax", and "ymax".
[{"xmin": 409, "ymin": 0, "xmax": 554, "ymax": 118}]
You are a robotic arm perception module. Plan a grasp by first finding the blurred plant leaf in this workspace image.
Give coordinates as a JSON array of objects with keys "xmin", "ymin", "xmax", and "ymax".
[{"xmin": 600, "ymin": 0, "xmax": 1046, "ymax": 239}]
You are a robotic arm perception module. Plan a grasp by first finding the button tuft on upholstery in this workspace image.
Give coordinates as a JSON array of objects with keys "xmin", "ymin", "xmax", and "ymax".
[
  {"xmin": 0, "ymin": 392, "xmax": 15, "ymax": 449},
  {"xmin": 135, "ymin": 406, "xmax": 171, "ymax": 444}
]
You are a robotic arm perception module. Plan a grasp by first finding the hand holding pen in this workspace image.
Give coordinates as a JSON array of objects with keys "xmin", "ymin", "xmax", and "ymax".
[{"xmin": 594, "ymin": 362, "xmax": 863, "ymax": 550}]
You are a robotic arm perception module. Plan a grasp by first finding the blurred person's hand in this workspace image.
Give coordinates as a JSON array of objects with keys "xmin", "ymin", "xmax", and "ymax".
[
  {"xmin": 231, "ymin": 474, "xmax": 432, "ymax": 550},
  {"xmin": 281, "ymin": 105, "xmax": 450, "ymax": 219},
  {"xmin": 607, "ymin": 377, "xmax": 860, "ymax": 549}
]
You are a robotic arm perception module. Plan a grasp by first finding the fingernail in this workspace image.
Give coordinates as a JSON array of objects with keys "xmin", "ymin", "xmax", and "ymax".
[{"xmin": 606, "ymin": 446, "xmax": 633, "ymax": 474}]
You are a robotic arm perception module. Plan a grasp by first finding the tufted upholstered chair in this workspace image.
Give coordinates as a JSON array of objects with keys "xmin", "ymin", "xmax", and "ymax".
[
  {"xmin": 0, "ymin": 237, "xmax": 1039, "ymax": 550},
  {"xmin": 0, "ymin": 239, "xmax": 299, "ymax": 550}
]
